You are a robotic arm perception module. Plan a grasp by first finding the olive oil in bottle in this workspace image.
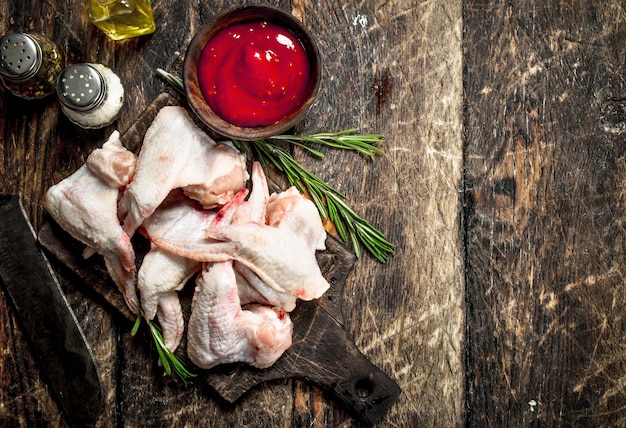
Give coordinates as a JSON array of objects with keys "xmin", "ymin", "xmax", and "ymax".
[{"xmin": 86, "ymin": 0, "xmax": 156, "ymax": 41}]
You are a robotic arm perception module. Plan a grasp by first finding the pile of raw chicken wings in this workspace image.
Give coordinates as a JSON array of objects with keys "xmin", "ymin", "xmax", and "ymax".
[{"xmin": 45, "ymin": 106, "xmax": 330, "ymax": 370}]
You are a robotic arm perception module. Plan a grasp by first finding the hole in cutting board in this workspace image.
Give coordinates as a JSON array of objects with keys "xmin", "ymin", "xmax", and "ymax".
[{"xmin": 355, "ymin": 378, "xmax": 374, "ymax": 398}]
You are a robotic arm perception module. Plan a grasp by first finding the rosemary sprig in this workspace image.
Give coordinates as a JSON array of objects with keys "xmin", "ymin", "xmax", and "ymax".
[
  {"xmin": 244, "ymin": 140, "xmax": 395, "ymax": 263},
  {"xmin": 156, "ymin": 69, "xmax": 395, "ymax": 262},
  {"xmin": 156, "ymin": 68, "xmax": 186, "ymax": 96},
  {"xmin": 268, "ymin": 131, "xmax": 384, "ymax": 160},
  {"xmin": 131, "ymin": 306, "xmax": 198, "ymax": 385}
]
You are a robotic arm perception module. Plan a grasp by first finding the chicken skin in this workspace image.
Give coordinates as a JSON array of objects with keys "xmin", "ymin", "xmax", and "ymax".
[
  {"xmin": 138, "ymin": 191, "xmax": 217, "ymax": 351},
  {"xmin": 234, "ymin": 263, "xmax": 297, "ymax": 311},
  {"xmin": 45, "ymin": 131, "xmax": 139, "ymax": 312},
  {"xmin": 46, "ymin": 122, "xmax": 330, "ymax": 371},
  {"xmin": 232, "ymin": 161, "xmax": 269, "ymax": 225},
  {"xmin": 186, "ymin": 178, "xmax": 293, "ymax": 369},
  {"xmin": 266, "ymin": 186, "xmax": 327, "ymax": 251},
  {"xmin": 150, "ymin": 161, "xmax": 329, "ymax": 302},
  {"xmin": 228, "ymin": 162, "xmax": 297, "ymax": 310},
  {"xmin": 151, "ymin": 221, "xmax": 329, "ymax": 301},
  {"xmin": 187, "ymin": 260, "xmax": 293, "ymax": 369},
  {"xmin": 119, "ymin": 106, "xmax": 248, "ymax": 237}
]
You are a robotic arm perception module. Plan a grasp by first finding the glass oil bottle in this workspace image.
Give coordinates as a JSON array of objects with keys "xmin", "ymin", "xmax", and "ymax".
[{"xmin": 85, "ymin": 0, "xmax": 156, "ymax": 41}]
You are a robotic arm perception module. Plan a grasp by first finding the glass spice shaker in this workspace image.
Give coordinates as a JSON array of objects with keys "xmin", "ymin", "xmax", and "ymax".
[
  {"xmin": 0, "ymin": 32, "xmax": 63, "ymax": 99},
  {"xmin": 56, "ymin": 63, "xmax": 124, "ymax": 129}
]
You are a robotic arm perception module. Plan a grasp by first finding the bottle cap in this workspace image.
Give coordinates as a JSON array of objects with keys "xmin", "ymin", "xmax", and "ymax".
[
  {"xmin": 0, "ymin": 33, "xmax": 42, "ymax": 81},
  {"xmin": 57, "ymin": 63, "xmax": 107, "ymax": 112}
]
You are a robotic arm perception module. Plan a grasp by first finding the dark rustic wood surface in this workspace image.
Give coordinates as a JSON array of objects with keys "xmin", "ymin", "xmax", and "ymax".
[
  {"xmin": 464, "ymin": 1, "xmax": 626, "ymax": 426},
  {"xmin": 5, "ymin": 0, "xmax": 624, "ymax": 427}
]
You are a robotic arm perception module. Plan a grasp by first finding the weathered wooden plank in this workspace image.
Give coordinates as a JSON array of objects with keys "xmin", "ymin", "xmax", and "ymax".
[
  {"xmin": 294, "ymin": 0, "xmax": 464, "ymax": 425},
  {"xmin": 464, "ymin": 1, "xmax": 626, "ymax": 426}
]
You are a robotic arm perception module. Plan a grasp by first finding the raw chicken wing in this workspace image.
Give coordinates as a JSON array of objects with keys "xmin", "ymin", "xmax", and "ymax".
[
  {"xmin": 138, "ymin": 191, "xmax": 217, "ymax": 351},
  {"xmin": 266, "ymin": 186, "xmax": 327, "ymax": 251},
  {"xmin": 152, "ymin": 222, "xmax": 330, "ymax": 301},
  {"xmin": 187, "ymin": 261, "xmax": 293, "ymax": 369},
  {"xmin": 232, "ymin": 161, "xmax": 269, "ymax": 225},
  {"xmin": 234, "ymin": 264, "xmax": 297, "ymax": 311},
  {"xmin": 45, "ymin": 131, "xmax": 139, "ymax": 312},
  {"xmin": 119, "ymin": 106, "xmax": 248, "ymax": 237},
  {"xmin": 229, "ymin": 162, "xmax": 296, "ymax": 309}
]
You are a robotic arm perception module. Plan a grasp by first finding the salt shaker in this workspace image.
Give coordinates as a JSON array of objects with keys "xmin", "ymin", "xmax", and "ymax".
[
  {"xmin": 56, "ymin": 63, "xmax": 124, "ymax": 129},
  {"xmin": 85, "ymin": 0, "xmax": 156, "ymax": 41},
  {"xmin": 0, "ymin": 32, "xmax": 63, "ymax": 99}
]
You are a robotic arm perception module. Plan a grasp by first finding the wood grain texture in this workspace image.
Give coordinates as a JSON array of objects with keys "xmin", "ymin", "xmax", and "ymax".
[
  {"xmin": 0, "ymin": 0, "xmax": 463, "ymax": 426},
  {"xmin": 291, "ymin": 0, "xmax": 464, "ymax": 426},
  {"xmin": 464, "ymin": 1, "xmax": 626, "ymax": 426}
]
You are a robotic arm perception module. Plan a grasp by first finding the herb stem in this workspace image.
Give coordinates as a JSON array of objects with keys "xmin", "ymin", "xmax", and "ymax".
[
  {"xmin": 156, "ymin": 68, "xmax": 185, "ymax": 96},
  {"xmin": 268, "ymin": 131, "xmax": 384, "ymax": 160},
  {"xmin": 131, "ymin": 303, "xmax": 198, "ymax": 385}
]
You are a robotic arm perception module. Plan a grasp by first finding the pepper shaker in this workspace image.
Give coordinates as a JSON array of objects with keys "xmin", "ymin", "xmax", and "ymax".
[
  {"xmin": 56, "ymin": 63, "xmax": 124, "ymax": 129},
  {"xmin": 0, "ymin": 32, "xmax": 63, "ymax": 99}
]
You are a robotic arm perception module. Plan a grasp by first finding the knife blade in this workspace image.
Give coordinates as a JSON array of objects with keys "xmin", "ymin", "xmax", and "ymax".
[{"xmin": 0, "ymin": 194, "xmax": 104, "ymax": 426}]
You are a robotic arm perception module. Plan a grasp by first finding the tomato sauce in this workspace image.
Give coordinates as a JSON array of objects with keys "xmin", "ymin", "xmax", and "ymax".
[{"xmin": 197, "ymin": 20, "xmax": 311, "ymax": 128}]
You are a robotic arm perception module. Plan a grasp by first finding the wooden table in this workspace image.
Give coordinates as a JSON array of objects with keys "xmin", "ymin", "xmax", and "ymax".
[{"xmin": 1, "ymin": 0, "xmax": 625, "ymax": 426}]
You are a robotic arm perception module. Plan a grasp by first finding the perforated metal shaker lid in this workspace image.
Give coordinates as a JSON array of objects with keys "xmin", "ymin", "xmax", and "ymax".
[
  {"xmin": 0, "ymin": 33, "xmax": 42, "ymax": 81},
  {"xmin": 57, "ymin": 63, "xmax": 107, "ymax": 112}
]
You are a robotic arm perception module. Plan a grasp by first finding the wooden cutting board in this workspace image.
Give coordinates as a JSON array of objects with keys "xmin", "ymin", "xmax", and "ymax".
[{"xmin": 37, "ymin": 92, "xmax": 401, "ymax": 425}]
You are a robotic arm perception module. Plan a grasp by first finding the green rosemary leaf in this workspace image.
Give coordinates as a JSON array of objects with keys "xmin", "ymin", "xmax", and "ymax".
[
  {"xmin": 349, "ymin": 228, "xmax": 362, "ymax": 259},
  {"xmin": 232, "ymin": 139, "xmax": 249, "ymax": 153},
  {"xmin": 326, "ymin": 194, "xmax": 347, "ymax": 242},
  {"xmin": 156, "ymin": 345, "xmax": 172, "ymax": 376},
  {"xmin": 156, "ymin": 68, "xmax": 185, "ymax": 96},
  {"xmin": 130, "ymin": 313, "xmax": 142, "ymax": 336},
  {"xmin": 286, "ymin": 140, "xmax": 325, "ymax": 158},
  {"xmin": 269, "ymin": 130, "xmax": 384, "ymax": 160},
  {"xmin": 132, "ymin": 302, "xmax": 198, "ymax": 385},
  {"xmin": 303, "ymin": 177, "xmax": 328, "ymax": 220}
]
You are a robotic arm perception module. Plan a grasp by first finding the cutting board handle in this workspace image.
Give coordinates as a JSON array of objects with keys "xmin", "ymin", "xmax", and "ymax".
[
  {"xmin": 289, "ymin": 303, "xmax": 401, "ymax": 425},
  {"xmin": 325, "ymin": 351, "xmax": 402, "ymax": 425}
]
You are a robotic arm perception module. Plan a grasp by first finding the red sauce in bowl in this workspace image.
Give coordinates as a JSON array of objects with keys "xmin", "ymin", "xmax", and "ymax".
[{"xmin": 197, "ymin": 20, "xmax": 311, "ymax": 128}]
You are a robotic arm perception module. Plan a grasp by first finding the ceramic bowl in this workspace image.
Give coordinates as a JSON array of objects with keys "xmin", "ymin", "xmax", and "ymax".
[{"xmin": 183, "ymin": 5, "xmax": 321, "ymax": 141}]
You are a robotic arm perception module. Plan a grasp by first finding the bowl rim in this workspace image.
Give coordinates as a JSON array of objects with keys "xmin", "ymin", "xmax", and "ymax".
[{"xmin": 183, "ymin": 4, "xmax": 322, "ymax": 141}]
